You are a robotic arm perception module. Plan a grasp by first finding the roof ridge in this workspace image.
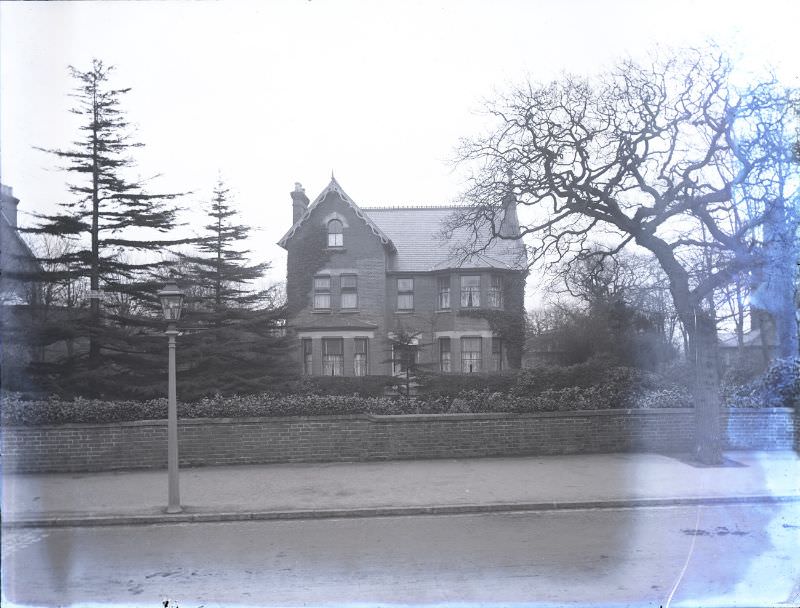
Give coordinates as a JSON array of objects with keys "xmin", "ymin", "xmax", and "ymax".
[{"xmin": 361, "ymin": 204, "xmax": 466, "ymax": 210}]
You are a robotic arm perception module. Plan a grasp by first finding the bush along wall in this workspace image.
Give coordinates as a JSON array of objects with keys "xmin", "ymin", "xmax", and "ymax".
[{"xmin": 3, "ymin": 357, "xmax": 796, "ymax": 427}]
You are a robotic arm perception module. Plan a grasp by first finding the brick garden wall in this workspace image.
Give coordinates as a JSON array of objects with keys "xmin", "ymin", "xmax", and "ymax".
[{"xmin": 2, "ymin": 408, "xmax": 796, "ymax": 473}]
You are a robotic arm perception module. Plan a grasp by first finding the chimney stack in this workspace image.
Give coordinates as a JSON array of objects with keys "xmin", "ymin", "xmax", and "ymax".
[
  {"xmin": 290, "ymin": 182, "xmax": 309, "ymax": 224},
  {"xmin": 0, "ymin": 184, "xmax": 19, "ymax": 228},
  {"xmin": 498, "ymin": 191, "xmax": 520, "ymax": 238}
]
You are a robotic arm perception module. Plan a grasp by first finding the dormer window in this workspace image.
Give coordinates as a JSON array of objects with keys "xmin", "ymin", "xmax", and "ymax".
[{"xmin": 327, "ymin": 219, "xmax": 343, "ymax": 247}]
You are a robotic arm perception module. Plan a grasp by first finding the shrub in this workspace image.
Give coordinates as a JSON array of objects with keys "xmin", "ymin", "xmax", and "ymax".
[
  {"xmin": 725, "ymin": 357, "xmax": 800, "ymax": 409},
  {"xmin": 511, "ymin": 357, "xmax": 672, "ymax": 398},
  {"xmin": 287, "ymin": 375, "xmax": 394, "ymax": 397},
  {"xmin": 418, "ymin": 372, "xmax": 518, "ymax": 402}
]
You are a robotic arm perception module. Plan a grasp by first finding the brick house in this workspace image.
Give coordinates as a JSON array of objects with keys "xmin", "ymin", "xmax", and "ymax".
[{"xmin": 278, "ymin": 177, "xmax": 527, "ymax": 377}]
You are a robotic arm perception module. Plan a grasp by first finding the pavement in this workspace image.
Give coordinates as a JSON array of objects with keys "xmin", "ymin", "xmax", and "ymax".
[{"xmin": 2, "ymin": 451, "xmax": 799, "ymax": 528}]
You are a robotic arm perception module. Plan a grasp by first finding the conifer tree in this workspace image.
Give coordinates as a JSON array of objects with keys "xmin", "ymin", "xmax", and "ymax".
[
  {"xmin": 19, "ymin": 59, "xmax": 190, "ymax": 396},
  {"xmin": 181, "ymin": 179, "xmax": 270, "ymax": 316},
  {"xmin": 176, "ymin": 180, "xmax": 293, "ymax": 398}
]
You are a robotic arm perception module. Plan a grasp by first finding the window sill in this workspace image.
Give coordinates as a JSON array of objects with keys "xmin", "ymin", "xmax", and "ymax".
[
  {"xmin": 395, "ymin": 310, "xmax": 415, "ymax": 314},
  {"xmin": 339, "ymin": 309, "xmax": 360, "ymax": 314},
  {"xmin": 435, "ymin": 309, "xmax": 452, "ymax": 313},
  {"xmin": 312, "ymin": 309, "xmax": 332, "ymax": 314},
  {"xmin": 325, "ymin": 247, "xmax": 346, "ymax": 253}
]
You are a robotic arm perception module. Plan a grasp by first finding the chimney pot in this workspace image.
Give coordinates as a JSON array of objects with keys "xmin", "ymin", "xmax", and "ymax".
[
  {"xmin": 1, "ymin": 183, "xmax": 20, "ymax": 228},
  {"xmin": 290, "ymin": 181, "xmax": 310, "ymax": 224}
]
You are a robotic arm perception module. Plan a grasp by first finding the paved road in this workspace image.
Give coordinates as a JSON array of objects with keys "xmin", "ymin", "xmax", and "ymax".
[{"xmin": 3, "ymin": 504, "xmax": 799, "ymax": 607}]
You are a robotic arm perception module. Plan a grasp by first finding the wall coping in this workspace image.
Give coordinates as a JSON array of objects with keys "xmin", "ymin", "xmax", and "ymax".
[{"xmin": 2, "ymin": 407, "xmax": 793, "ymax": 431}]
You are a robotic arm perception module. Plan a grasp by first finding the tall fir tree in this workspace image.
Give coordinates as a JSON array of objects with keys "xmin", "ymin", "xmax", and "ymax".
[
  {"xmin": 19, "ymin": 59, "xmax": 191, "ymax": 396},
  {"xmin": 176, "ymin": 179, "xmax": 293, "ymax": 399},
  {"xmin": 181, "ymin": 179, "xmax": 270, "ymax": 315}
]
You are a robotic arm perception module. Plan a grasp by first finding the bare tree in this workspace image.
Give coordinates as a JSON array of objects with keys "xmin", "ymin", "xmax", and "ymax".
[
  {"xmin": 25, "ymin": 233, "xmax": 88, "ymax": 311},
  {"xmin": 450, "ymin": 48, "xmax": 798, "ymax": 463}
]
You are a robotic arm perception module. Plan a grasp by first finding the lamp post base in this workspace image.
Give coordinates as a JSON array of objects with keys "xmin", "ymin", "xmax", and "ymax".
[{"xmin": 165, "ymin": 505, "xmax": 183, "ymax": 514}]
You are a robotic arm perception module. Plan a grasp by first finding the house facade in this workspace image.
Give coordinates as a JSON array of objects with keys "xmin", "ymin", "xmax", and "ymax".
[{"xmin": 279, "ymin": 177, "xmax": 527, "ymax": 377}]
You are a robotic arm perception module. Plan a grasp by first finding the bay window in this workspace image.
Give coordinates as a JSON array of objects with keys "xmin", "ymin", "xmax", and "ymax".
[
  {"xmin": 461, "ymin": 275, "xmax": 480, "ymax": 308},
  {"xmin": 322, "ymin": 338, "xmax": 344, "ymax": 376},
  {"xmin": 461, "ymin": 336, "xmax": 482, "ymax": 373}
]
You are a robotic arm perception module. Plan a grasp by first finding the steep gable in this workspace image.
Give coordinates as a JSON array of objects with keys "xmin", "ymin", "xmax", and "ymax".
[{"xmin": 278, "ymin": 177, "xmax": 395, "ymax": 251}]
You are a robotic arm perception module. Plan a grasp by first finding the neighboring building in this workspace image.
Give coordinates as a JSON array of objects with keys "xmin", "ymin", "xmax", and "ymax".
[
  {"xmin": 1, "ymin": 184, "xmax": 40, "ymax": 304},
  {"xmin": 718, "ymin": 308, "xmax": 779, "ymax": 371},
  {"xmin": 1, "ymin": 184, "xmax": 43, "ymax": 390},
  {"xmin": 278, "ymin": 177, "xmax": 527, "ymax": 376}
]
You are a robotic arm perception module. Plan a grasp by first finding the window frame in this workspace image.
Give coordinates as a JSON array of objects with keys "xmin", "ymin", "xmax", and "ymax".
[
  {"xmin": 340, "ymin": 273, "xmax": 358, "ymax": 309},
  {"xmin": 313, "ymin": 275, "xmax": 331, "ymax": 310},
  {"xmin": 397, "ymin": 277, "xmax": 414, "ymax": 311},
  {"xmin": 301, "ymin": 338, "xmax": 313, "ymax": 375},
  {"xmin": 327, "ymin": 219, "xmax": 343, "ymax": 248},
  {"xmin": 460, "ymin": 275, "xmax": 481, "ymax": 308},
  {"xmin": 439, "ymin": 337, "xmax": 452, "ymax": 373},
  {"xmin": 354, "ymin": 337, "xmax": 368, "ymax": 376},
  {"xmin": 322, "ymin": 337, "xmax": 344, "ymax": 376},
  {"xmin": 488, "ymin": 275, "xmax": 504, "ymax": 309},
  {"xmin": 391, "ymin": 342, "xmax": 419, "ymax": 376},
  {"xmin": 461, "ymin": 336, "xmax": 482, "ymax": 373},
  {"xmin": 437, "ymin": 275, "xmax": 451, "ymax": 310},
  {"xmin": 491, "ymin": 337, "xmax": 503, "ymax": 372}
]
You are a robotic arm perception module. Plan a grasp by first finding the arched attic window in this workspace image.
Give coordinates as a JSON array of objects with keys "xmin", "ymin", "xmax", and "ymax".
[{"xmin": 327, "ymin": 219, "xmax": 343, "ymax": 247}]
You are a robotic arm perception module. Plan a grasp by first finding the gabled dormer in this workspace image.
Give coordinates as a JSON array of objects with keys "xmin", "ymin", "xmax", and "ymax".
[{"xmin": 278, "ymin": 176, "xmax": 395, "ymax": 253}]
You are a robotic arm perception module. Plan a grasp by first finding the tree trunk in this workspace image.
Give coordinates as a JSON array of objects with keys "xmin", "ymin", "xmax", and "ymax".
[
  {"xmin": 89, "ymin": 83, "xmax": 101, "ymax": 367},
  {"xmin": 689, "ymin": 310, "xmax": 723, "ymax": 464}
]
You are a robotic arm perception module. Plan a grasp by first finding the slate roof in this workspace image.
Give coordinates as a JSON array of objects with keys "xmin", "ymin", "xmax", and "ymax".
[
  {"xmin": 279, "ymin": 178, "xmax": 527, "ymax": 273},
  {"xmin": 363, "ymin": 206, "xmax": 527, "ymax": 273}
]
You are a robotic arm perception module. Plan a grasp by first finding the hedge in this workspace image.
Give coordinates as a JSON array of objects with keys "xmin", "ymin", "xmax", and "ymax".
[
  {"xmin": 3, "ymin": 357, "xmax": 795, "ymax": 426},
  {"xmin": 0, "ymin": 386, "xmax": 688, "ymax": 426}
]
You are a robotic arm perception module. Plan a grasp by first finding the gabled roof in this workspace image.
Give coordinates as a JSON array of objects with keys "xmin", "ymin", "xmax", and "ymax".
[
  {"xmin": 1, "ymin": 210, "xmax": 43, "ymax": 274},
  {"xmin": 279, "ymin": 178, "xmax": 527, "ymax": 273},
  {"xmin": 278, "ymin": 177, "xmax": 395, "ymax": 251},
  {"xmin": 363, "ymin": 206, "xmax": 527, "ymax": 272}
]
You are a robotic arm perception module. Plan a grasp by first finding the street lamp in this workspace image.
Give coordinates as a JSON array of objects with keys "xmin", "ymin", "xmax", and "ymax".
[{"xmin": 157, "ymin": 281, "xmax": 185, "ymax": 514}]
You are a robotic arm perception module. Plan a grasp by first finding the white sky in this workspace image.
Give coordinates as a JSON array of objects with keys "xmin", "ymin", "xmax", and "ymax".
[{"xmin": 2, "ymin": 0, "xmax": 798, "ymax": 303}]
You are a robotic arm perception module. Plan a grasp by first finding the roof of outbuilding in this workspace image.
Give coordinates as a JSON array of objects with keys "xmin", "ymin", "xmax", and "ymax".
[{"xmin": 363, "ymin": 206, "xmax": 527, "ymax": 272}]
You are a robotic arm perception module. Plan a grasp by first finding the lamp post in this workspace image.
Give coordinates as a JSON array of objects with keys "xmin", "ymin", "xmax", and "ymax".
[{"xmin": 157, "ymin": 281, "xmax": 185, "ymax": 514}]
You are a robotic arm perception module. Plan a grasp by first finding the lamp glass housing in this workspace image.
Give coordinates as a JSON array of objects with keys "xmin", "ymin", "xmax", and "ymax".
[{"xmin": 158, "ymin": 283, "xmax": 185, "ymax": 322}]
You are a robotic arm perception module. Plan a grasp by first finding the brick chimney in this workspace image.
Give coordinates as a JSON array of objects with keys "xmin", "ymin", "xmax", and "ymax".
[
  {"xmin": 290, "ymin": 182, "xmax": 309, "ymax": 224},
  {"xmin": 0, "ymin": 184, "xmax": 19, "ymax": 227}
]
